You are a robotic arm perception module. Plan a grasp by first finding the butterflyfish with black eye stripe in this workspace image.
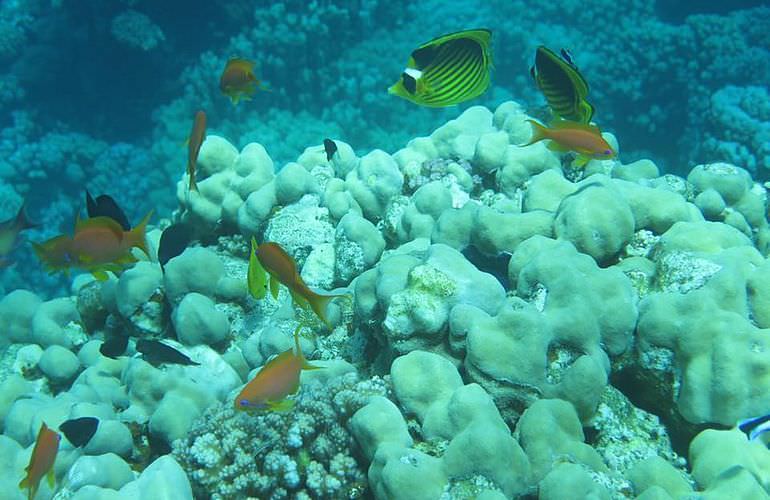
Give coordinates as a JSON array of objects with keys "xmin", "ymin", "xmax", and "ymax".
[
  {"xmin": 389, "ymin": 28, "xmax": 493, "ymax": 107},
  {"xmin": 530, "ymin": 45, "xmax": 594, "ymax": 124}
]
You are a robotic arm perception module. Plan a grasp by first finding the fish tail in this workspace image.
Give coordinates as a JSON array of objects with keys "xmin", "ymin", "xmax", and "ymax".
[
  {"xmin": 127, "ymin": 210, "xmax": 153, "ymax": 257},
  {"xmin": 522, "ymin": 119, "xmax": 549, "ymax": 147},
  {"xmin": 188, "ymin": 173, "xmax": 198, "ymax": 192},
  {"xmin": 293, "ymin": 324, "xmax": 321, "ymax": 370},
  {"xmin": 306, "ymin": 290, "xmax": 349, "ymax": 329},
  {"xmin": 15, "ymin": 200, "xmax": 38, "ymax": 231}
]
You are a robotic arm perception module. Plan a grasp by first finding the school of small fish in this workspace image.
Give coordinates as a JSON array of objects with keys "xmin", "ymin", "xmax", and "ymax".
[{"xmin": 7, "ymin": 30, "xmax": 631, "ymax": 497}]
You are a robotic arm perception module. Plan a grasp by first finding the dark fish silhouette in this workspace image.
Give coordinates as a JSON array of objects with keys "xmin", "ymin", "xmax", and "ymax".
[
  {"xmin": 86, "ymin": 191, "xmax": 131, "ymax": 231},
  {"xmin": 136, "ymin": 339, "xmax": 199, "ymax": 366},
  {"xmin": 99, "ymin": 335, "xmax": 129, "ymax": 359},
  {"xmin": 323, "ymin": 139, "xmax": 337, "ymax": 162},
  {"xmin": 0, "ymin": 200, "xmax": 38, "ymax": 268},
  {"xmin": 157, "ymin": 223, "xmax": 193, "ymax": 271},
  {"xmin": 59, "ymin": 417, "xmax": 99, "ymax": 447}
]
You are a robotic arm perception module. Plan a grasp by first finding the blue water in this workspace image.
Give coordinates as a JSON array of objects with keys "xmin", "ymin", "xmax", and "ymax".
[{"xmin": 1, "ymin": 1, "xmax": 769, "ymax": 498}]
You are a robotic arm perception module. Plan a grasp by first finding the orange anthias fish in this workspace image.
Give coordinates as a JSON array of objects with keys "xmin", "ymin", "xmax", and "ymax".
[
  {"xmin": 253, "ymin": 241, "xmax": 350, "ymax": 327},
  {"xmin": 187, "ymin": 110, "xmax": 206, "ymax": 192},
  {"xmin": 219, "ymin": 58, "xmax": 269, "ymax": 105},
  {"xmin": 523, "ymin": 119, "xmax": 616, "ymax": 167},
  {"xmin": 235, "ymin": 325, "xmax": 320, "ymax": 412},
  {"xmin": 19, "ymin": 422, "xmax": 60, "ymax": 500},
  {"xmin": 34, "ymin": 211, "xmax": 152, "ymax": 280},
  {"xmin": 0, "ymin": 201, "xmax": 38, "ymax": 267}
]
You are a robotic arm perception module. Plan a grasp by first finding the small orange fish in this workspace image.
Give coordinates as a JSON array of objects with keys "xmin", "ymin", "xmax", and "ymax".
[
  {"xmin": 187, "ymin": 110, "xmax": 206, "ymax": 191},
  {"xmin": 34, "ymin": 211, "xmax": 152, "ymax": 280},
  {"xmin": 255, "ymin": 242, "xmax": 349, "ymax": 327},
  {"xmin": 0, "ymin": 201, "xmax": 37, "ymax": 267},
  {"xmin": 235, "ymin": 325, "xmax": 320, "ymax": 412},
  {"xmin": 219, "ymin": 58, "xmax": 268, "ymax": 105},
  {"xmin": 523, "ymin": 119, "xmax": 615, "ymax": 167},
  {"xmin": 19, "ymin": 422, "xmax": 60, "ymax": 500}
]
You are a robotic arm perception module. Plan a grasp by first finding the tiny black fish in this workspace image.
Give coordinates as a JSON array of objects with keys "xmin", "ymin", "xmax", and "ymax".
[
  {"xmin": 136, "ymin": 339, "xmax": 199, "ymax": 366},
  {"xmin": 86, "ymin": 190, "xmax": 131, "ymax": 231},
  {"xmin": 148, "ymin": 431, "xmax": 172, "ymax": 456},
  {"xmin": 59, "ymin": 417, "xmax": 99, "ymax": 447},
  {"xmin": 323, "ymin": 138, "xmax": 337, "ymax": 162},
  {"xmin": 99, "ymin": 335, "xmax": 129, "ymax": 359},
  {"xmin": 158, "ymin": 223, "xmax": 193, "ymax": 272}
]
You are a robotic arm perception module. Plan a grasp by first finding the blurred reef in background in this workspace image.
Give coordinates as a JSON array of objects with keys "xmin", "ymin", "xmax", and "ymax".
[{"xmin": 1, "ymin": 0, "xmax": 769, "ymax": 299}]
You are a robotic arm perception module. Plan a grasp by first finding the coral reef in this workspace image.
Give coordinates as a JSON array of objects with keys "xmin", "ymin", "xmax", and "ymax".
[{"xmin": 3, "ymin": 93, "xmax": 770, "ymax": 498}]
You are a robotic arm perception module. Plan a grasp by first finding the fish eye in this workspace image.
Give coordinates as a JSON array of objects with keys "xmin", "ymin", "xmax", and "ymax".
[
  {"xmin": 604, "ymin": 149, "xmax": 612, "ymax": 155},
  {"xmin": 239, "ymin": 399, "xmax": 249, "ymax": 407}
]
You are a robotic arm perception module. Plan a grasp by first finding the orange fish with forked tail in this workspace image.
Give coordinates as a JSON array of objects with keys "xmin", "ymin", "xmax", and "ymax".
[
  {"xmin": 34, "ymin": 211, "xmax": 152, "ymax": 280},
  {"xmin": 235, "ymin": 325, "xmax": 320, "ymax": 412},
  {"xmin": 19, "ymin": 422, "xmax": 60, "ymax": 500},
  {"xmin": 219, "ymin": 58, "xmax": 270, "ymax": 105},
  {"xmin": 523, "ymin": 119, "xmax": 616, "ymax": 167},
  {"xmin": 250, "ymin": 241, "xmax": 350, "ymax": 327}
]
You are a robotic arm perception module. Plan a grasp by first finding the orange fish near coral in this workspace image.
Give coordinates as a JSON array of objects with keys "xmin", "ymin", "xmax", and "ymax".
[
  {"xmin": 19, "ymin": 422, "xmax": 60, "ymax": 500},
  {"xmin": 253, "ymin": 241, "xmax": 349, "ymax": 327},
  {"xmin": 187, "ymin": 110, "xmax": 206, "ymax": 191},
  {"xmin": 523, "ymin": 119, "xmax": 615, "ymax": 167},
  {"xmin": 34, "ymin": 211, "xmax": 152, "ymax": 280},
  {"xmin": 219, "ymin": 58, "xmax": 268, "ymax": 105},
  {"xmin": 0, "ymin": 201, "xmax": 37, "ymax": 268},
  {"xmin": 235, "ymin": 325, "xmax": 320, "ymax": 412}
]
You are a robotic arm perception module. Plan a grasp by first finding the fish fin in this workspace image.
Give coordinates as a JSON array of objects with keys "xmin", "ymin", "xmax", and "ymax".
[
  {"xmin": 267, "ymin": 399, "xmax": 295, "ymax": 412},
  {"xmin": 18, "ymin": 476, "xmax": 28, "ymax": 489},
  {"xmin": 292, "ymin": 325, "xmax": 322, "ymax": 370},
  {"xmin": 14, "ymin": 200, "xmax": 38, "ymax": 231},
  {"xmin": 248, "ymin": 237, "xmax": 268, "ymax": 299},
  {"xmin": 550, "ymin": 118, "xmax": 601, "ymax": 134},
  {"xmin": 91, "ymin": 270, "xmax": 110, "ymax": 281},
  {"xmin": 577, "ymin": 100, "xmax": 595, "ymax": 124},
  {"xmin": 572, "ymin": 155, "xmax": 591, "ymax": 168},
  {"xmin": 269, "ymin": 274, "xmax": 281, "ymax": 300},
  {"xmin": 521, "ymin": 119, "xmax": 549, "ymax": 147},
  {"xmin": 47, "ymin": 467, "xmax": 55, "ymax": 487},
  {"xmin": 127, "ymin": 210, "xmax": 153, "ymax": 257},
  {"xmin": 419, "ymin": 28, "xmax": 492, "ymax": 51},
  {"xmin": 305, "ymin": 289, "xmax": 350, "ymax": 328},
  {"xmin": 546, "ymin": 141, "xmax": 570, "ymax": 153}
]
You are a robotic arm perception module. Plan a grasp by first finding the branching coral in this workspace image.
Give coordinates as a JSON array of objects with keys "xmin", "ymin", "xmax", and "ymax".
[{"xmin": 173, "ymin": 372, "xmax": 391, "ymax": 499}]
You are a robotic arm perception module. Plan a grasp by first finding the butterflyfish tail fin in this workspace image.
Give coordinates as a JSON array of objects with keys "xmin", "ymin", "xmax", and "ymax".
[{"xmin": 128, "ymin": 210, "xmax": 153, "ymax": 257}]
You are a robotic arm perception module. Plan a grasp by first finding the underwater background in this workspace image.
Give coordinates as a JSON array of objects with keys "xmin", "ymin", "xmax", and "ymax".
[{"xmin": 1, "ymin": 0, "xmax": 770, "ymax": 499}]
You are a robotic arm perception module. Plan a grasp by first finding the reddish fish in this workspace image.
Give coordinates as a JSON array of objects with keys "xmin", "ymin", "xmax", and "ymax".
[
  {"xmin": 0, "ymin": 201, "xmax": 37, "ymax": 267},
  {"xmin": 523, "ymin": 119, "xmax": 615, "ymax": 166},
  {"xmin": 235, "ymin": 325, "xmax": 320, "ymax": 412},
  {"xmin": 219, "ymin": 58, "xmax": 268, "ymax": 105},
  {"xmin": 256, "ymin": 242, "xmax": 350, "ymax": 327},
  {"xmin": 19, "ymin": 422, "xmax": 60, "ymax": 500},
  {"xmin": 34, "ymin": 211, "xmax": 152, "ymax": 280},
  {"xmin": 187, "ymin": 110, "xmax": 206, "ymax": 191}
]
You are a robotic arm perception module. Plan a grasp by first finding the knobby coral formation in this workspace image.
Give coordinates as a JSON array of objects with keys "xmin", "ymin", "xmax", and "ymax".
[{"xmin": 2, "ymin": 101, "xmax": 770, "ymax": 499}]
